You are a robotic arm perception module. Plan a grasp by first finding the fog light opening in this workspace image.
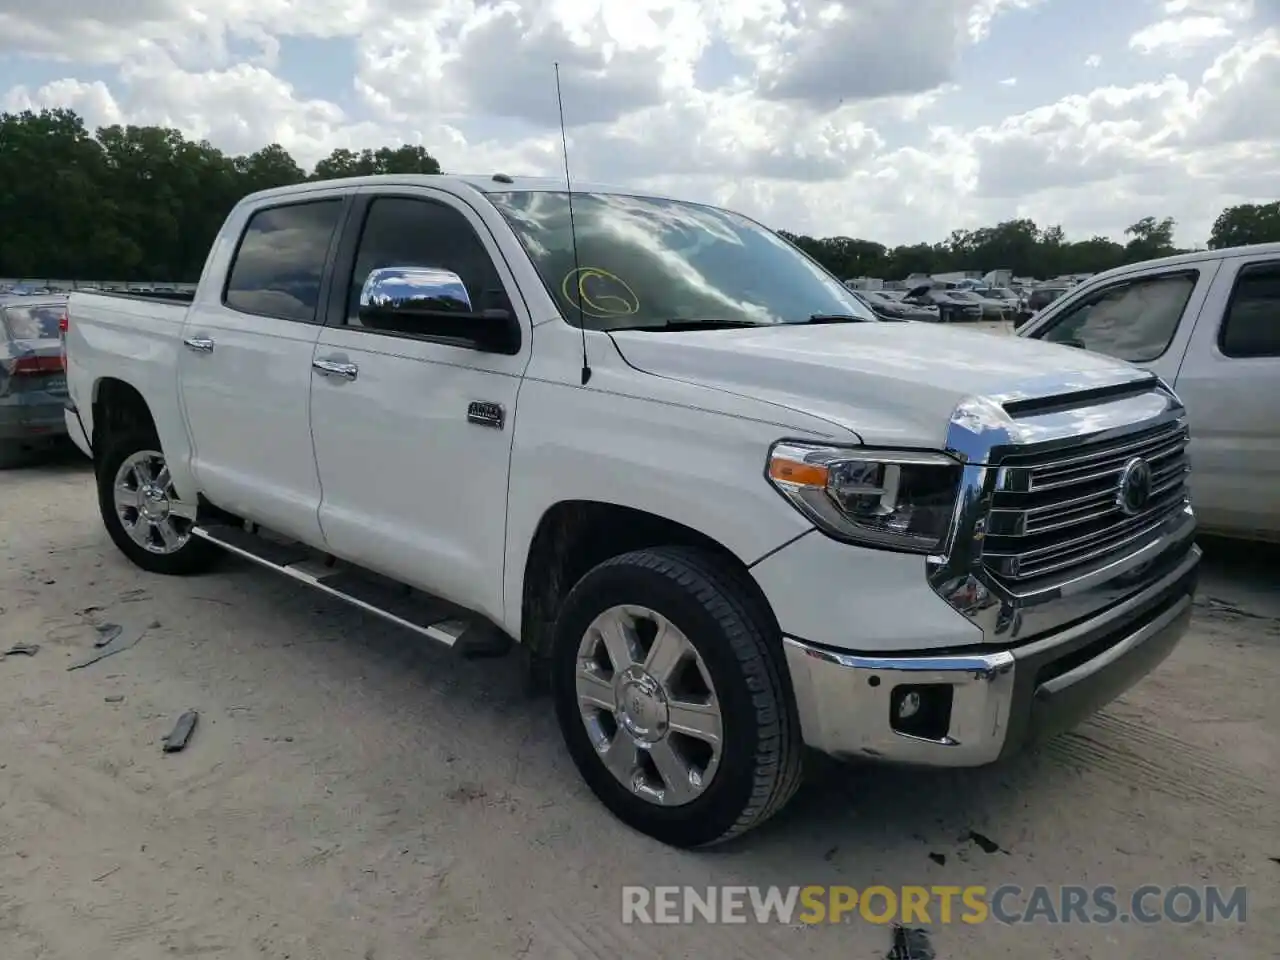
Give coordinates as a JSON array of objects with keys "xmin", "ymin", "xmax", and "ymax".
[{"xmin": 889, "ymin": 684, "xmax": 954, "ymax": 741}]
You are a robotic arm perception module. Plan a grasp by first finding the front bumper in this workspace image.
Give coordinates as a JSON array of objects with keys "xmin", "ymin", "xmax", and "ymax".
[{"xmin": 782, "ymin": 544, "xmax": 1199, "ymax": 766}]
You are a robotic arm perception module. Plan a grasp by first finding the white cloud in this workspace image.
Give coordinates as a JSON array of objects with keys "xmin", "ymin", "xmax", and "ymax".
[
  {"xmin": 1130, "ymin": 16, "xmax": 1233, "ymax": 53},
  {"xmin": 0, "ymin": 0, "xmax": 1278, "ymax": 249}
]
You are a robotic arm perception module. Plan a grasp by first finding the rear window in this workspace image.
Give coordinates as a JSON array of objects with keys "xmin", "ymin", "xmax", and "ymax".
[
  {"xmin": 1221, "ymin": 261, "xmax": 1280, "ymax": 358},
  {"xmin": 2, "ymin": 304, "xmax": 64, "ymax": 340},
  {"xmin": 223, "ymin": 199, "xmax": 345, "ymax": 322}
]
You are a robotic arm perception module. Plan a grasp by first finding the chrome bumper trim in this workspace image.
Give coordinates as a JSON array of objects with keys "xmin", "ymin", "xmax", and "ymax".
[{"xmin": 784, "ymin": 544, "xmax": 1199, "ymax": 765}]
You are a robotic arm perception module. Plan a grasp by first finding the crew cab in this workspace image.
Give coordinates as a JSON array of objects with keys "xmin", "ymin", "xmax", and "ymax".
[
  {"xmin": 64, "ymin": 175, "xmax": 1201, "ymax": 847},
  {"xmin": 1017, "ymin": 243, "xmax": 1280, "ymax": 542}
]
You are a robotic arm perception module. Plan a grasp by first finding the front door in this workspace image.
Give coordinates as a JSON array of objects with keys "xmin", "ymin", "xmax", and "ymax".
[
  {"xmin": 179, "ymin": 194, "xmax": 347, "ymax": 546},
  {"xmin": 308, "ymin": 188, "xmax": 530, "ymax": 624},
  {"xmin": 1171, "ymin": 254, "xmax": 1280, "ymax": 539}
]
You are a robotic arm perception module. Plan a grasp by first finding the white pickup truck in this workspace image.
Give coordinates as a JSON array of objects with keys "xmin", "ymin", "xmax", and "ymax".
[
  {"xmin": 64, "ymin": 175, "xmax": 1201, "ymax": 847},
  {"xmin": 1017, "ymin": 243, "xmax": 1280, "ymax": 542}
]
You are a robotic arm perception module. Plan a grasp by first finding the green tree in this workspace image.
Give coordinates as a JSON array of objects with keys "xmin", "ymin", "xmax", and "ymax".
[
  {"xmin": 312, "ymin": 145, "xmax": 441, "ymax": 180},
  {"xmin": 1123, "ymin": 216, "xmax": 1178, "ymax": 262},
  {"xmin": 1208, "ymin": 202, "xmax": 1280, "ymax": 249},
  {"xmin": 0, "ymin": 107, "xmax": 1273, "ymax": 285}
]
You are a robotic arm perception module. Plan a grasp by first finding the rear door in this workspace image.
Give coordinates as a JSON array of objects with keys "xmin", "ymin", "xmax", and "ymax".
[
  {"xmin": 1, "ymin": 301, "xmax": 69, "ymax": 440},
  {"xmin": 1169, "ymin": 254, "xmax": 1280, "ymax": 539},
  {"xmin": 178, "ymin": 190, "xmax": 350, "ymax": 546}
]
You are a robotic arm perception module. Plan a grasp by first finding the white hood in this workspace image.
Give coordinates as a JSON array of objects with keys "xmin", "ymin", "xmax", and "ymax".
[{"xmin": 610, "ymin": 322, "xmax": 1152, "ymax": 447}]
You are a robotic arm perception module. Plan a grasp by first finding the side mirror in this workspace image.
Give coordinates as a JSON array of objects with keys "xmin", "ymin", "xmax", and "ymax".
[{"xmin": 357, "ymin": 266, "xmax": 521, "ymax": 355}]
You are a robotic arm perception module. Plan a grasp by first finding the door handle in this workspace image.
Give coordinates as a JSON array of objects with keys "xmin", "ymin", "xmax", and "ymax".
[
  {"xmin": 183, "ymin": 336, "xmax": 215, "ymax": 353},
  {"xmin": 312, "ymin": 358, "xmax": 358, "ymax": 381}
]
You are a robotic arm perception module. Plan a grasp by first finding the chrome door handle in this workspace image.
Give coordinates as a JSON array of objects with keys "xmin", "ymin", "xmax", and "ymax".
[
  {"xmin": 312, "ymin": 358, "xmax": 358, "ymax": 381},
  {"xmin": 183, "ymin": 336, "xmax": 215, "ymax": 353}
]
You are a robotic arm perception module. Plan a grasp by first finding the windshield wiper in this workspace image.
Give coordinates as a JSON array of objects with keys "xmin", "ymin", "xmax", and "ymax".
[
  {"xmin": 619, "ymin": 319, "xmax": 763, "ymax": 332},
  {"xmin": 804, "ymin": 313, "xmax": 873, "ymax": 324}
]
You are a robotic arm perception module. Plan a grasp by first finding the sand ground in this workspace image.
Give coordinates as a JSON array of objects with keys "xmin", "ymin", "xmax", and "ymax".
[{"xmin": 1, "ymin": 450, "xmax": 1276, "ymax": 959}]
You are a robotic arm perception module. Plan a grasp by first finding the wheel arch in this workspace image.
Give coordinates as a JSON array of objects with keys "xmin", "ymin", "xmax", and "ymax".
[
  {"xmin": 91, "ymin": 377, "xmax": 158, "ymax": 457},
  {"xmin": 517, "ymin": 499, "xmax": 781, "ymax": 659}
]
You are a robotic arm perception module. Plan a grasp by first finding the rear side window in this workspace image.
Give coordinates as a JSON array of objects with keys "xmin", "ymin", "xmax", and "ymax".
[
  {"xmin": 2, "ymin": 304, "xmax": 63, "ymax": 340},
  {"xmin": 224, "ymin": 200, "xmax": 344, "ymax": 322},
  {"xmin": 1036, "ymin": 272, "xmax": 1197, "ymax": 363},
  {"xmin": 1221, "ymin": 261, "xmax": 1280, "ymax": 358}
]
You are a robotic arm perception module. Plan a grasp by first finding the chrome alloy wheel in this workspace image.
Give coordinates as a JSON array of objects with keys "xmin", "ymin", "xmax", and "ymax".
[
  {"xmin": 112, "ymin": 450, "xmax": 197, "ymax": 555},
  {"xmin": 575, "ymin": 605, "xmax": 724, "ymax": 806}
]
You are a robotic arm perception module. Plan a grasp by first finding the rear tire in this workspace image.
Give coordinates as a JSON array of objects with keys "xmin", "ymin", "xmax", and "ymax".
[
  {"xmin": 551, "ymin": 546, "xmax": 803, "ymax": 847},
  {"xmin": 97, "ymin": 430, "xmax": 219, "ymax": 576}
]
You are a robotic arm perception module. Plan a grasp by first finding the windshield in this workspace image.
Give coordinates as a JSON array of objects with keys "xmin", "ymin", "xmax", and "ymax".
[{"xmin": 489, "ymin": 191, "xmax": 877, "ymax": 330}]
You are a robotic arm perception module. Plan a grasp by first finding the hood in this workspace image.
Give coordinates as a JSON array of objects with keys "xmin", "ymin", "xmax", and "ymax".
[{"xmin": 609, "ymin": 321, "xmax": 1152, "ymax": 448}]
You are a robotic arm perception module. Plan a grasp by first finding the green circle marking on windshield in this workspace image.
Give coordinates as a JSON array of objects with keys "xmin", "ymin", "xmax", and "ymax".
[{"xmin": 561, "ymin": 267, "xmax": 640, "ymax": 318}]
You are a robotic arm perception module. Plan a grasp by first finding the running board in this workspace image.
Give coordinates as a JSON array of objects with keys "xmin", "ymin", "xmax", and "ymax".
[{"xmin": 191, "ymin": 523, "xmax": 511, "ymax": 657}]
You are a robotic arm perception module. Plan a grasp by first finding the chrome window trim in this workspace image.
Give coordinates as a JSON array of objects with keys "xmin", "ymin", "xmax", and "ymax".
[{"xmin": 926, "ymin": 377, "xmax": 1194, "ymax": 645}]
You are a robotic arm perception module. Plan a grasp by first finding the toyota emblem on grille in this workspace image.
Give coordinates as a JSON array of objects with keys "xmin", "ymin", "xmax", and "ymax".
[{"xmin": 1116, "ymin": 457, "xmax": 1154, "ymax": 516}]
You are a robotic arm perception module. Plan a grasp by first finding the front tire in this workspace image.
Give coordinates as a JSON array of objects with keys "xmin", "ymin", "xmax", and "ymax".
[
  {"xmin": 551, "ymin": 547, "xmax": 803, "ymax": 847},
  {"xmin": 97, "ymin": 430, "xmax": 218, "ymax": 575}
]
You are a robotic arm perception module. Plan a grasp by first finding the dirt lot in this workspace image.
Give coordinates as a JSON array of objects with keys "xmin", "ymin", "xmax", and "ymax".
[{"xmin": 1, "ymin": 451, "xmax": 1277, "ymax": 960}]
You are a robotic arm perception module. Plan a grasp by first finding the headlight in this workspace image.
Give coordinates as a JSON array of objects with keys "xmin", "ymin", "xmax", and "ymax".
[{"xmin": 766, "ymin": 442, "xmax": 963, "ymax": 553}]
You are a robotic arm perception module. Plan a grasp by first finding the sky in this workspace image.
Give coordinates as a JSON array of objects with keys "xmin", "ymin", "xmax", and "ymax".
[{"xmin": 0, "ymin": 0, "xmax": 1277, "ymax": 248}]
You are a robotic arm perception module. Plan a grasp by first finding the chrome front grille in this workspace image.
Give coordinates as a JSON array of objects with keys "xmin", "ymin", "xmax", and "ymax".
[{"xmin": 981, "ymin": 419, "xmax": 1190, "ymax": 583}]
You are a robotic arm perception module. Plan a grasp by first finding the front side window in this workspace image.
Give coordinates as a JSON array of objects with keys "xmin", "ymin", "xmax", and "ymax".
[
  {"xmin": 1036, "ymin": 272, "xmax": 1197, "ymax": 363},
  {"xmin": 2, "ymin": 304, "xmax": 64, "ymax": 341},
  {"xmin": 346, "ymin": 197, "xmax": 512, "ymax": 332},
  {"xmin": 1221, "ymin": 261, "xmax": 1280, "ymax": 358},
  {"xmin": 224, "ymin": 199, "xmax": 344, "ymax": 322},
  {"xmin": 488, "ymin": 191, "xmax": 876, "ymax": 330}
]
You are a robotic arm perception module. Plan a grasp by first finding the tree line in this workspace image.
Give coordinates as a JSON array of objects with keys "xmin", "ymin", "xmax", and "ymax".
[{"xmin": 2, "ymin": 108, "xmax": 1277, "ymax": 283}]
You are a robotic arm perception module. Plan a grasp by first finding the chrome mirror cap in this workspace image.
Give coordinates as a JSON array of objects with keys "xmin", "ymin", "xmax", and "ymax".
[{"xmin": 358, "ymin": 266, "xmax": 472, "ymax": 313}]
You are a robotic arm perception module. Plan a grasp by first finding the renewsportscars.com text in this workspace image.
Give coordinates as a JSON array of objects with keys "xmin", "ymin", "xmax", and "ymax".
[{"xmin": 621, "ymin": 884, "xmax": 1247, "ymax": 926}]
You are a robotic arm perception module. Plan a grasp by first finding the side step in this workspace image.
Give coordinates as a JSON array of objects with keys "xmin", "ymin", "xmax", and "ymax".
[{"xmin": 191, "ymin": 523, "xmax": 512, "ymax": 658}]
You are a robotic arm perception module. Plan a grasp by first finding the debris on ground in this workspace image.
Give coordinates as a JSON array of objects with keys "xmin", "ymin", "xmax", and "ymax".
[
  {"xmin": 966, "ymin": 830, "xmax": 1003, "ymax": 854},
  {"xmin": 162, "ymin": 710, "xmax": 199, "ymax": 753},
  {"xmin": 928, "ymin": 852, "xmax": 946, "ymax": 866},
  {"xmin": 886, "ymin": 924, "xmax": 935, "ymax": 960},
  {"xmin": 93, "ymin": 623, "xmax": 122, "ymax": 648},
  {"xmin": 2, "ymin": 643, "xmax": 41, "ymax": 658},
  {"xmin": 104, "ymin": 695, "xmax": 124, "ymax": 703},
  {"xmin": 67, "ymin": 625, "xmax": 145, "ymax": 671}
]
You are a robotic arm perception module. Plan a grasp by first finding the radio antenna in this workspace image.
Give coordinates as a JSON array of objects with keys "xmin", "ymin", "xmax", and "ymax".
[{"xmin": 555, "ymin": 62, "xmax": 591, "ymax": 386}]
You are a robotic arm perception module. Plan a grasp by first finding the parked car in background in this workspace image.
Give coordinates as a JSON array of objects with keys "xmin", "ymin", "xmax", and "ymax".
[
  {"xmin": 64, "ymin": 173, "xmax": 1199, "ymax": 847},
  {"xmin": 1016, "ymin": 285, "xmax": 1071, "ymax": 328},
  {"xmin": 975, "ymin": 286, "xmax": 1024, "ymax": 313},
  {"xmin": 1018, "ymin": 243, "xmax": 1280, "ymax": 542},
  {"xmin": 904, "ymin": 284, "xmax": 984, "ymax": 322},
  {"xmin": 949, "ymin": 289, "xmax": 1013, "ymax": 321},
  {"xmin": 0, "ymin": 296, "xmax": 69, "ymax": 465},
  {"xmin": 852, "ymin": 289, "xmax": 939, "ymax": 321}
]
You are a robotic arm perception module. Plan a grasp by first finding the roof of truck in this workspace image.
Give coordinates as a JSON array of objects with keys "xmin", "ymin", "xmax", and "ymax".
[
  {"xmin": 242, "ymin": 174, "xmax": 688, "ymax": 206},
  {"xmin": 1094, "ymin": 241, "xmax": 1280, "ymax": 279}
]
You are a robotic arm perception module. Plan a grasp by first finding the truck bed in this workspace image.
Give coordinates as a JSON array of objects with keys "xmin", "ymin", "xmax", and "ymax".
[{"xmin": 86, "ymin": 290, "xmax": 195, "ymax": 306}]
